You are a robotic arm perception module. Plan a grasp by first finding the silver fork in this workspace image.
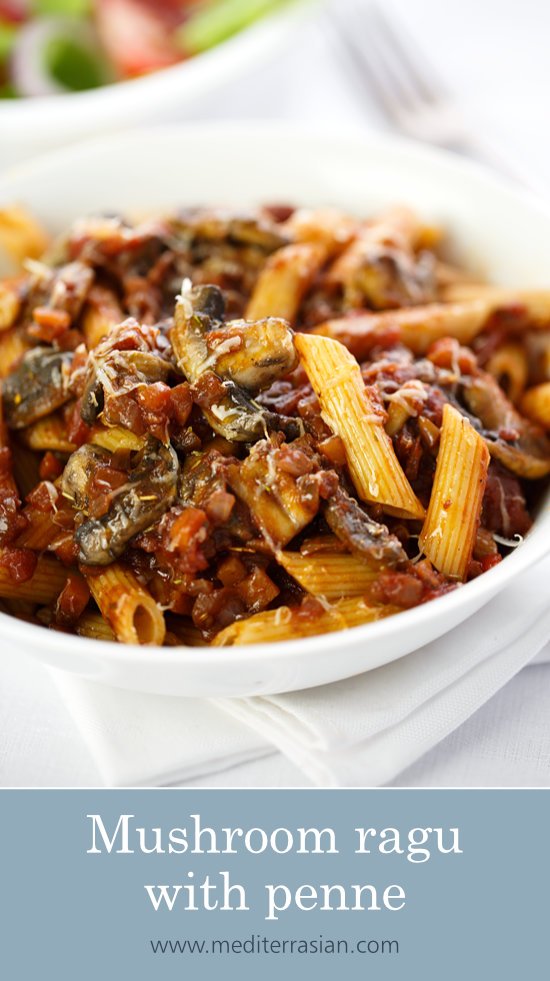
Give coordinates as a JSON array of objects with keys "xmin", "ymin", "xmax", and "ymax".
[{"xmin": 326, "ymin": 0, "xmax": 540, "ymax": 192}]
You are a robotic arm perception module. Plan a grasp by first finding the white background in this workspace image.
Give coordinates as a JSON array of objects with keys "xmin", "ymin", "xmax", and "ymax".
[{"xmin": 1, "ymin": 0, "xmax": 549, "ymax": 786}]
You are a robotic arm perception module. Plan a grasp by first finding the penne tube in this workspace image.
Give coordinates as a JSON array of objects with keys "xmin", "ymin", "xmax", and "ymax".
[
  {"xmin": 283, "ymin": 207, "xmax": 358, "ymax": 253},
  {"xmin": 84, "ymin": 563, "xmax": 166, "ymax": 645},
  {"xmin": 276, "ymin": 550, "xmax": 377, "ymax": 599},
  {"xmin": 11, "ymin": 441, "xmax": 41, "ymax": 498},
  {"xmin": 164, "ymin": 616, "xmax": 208, "ymax": 647},
  {"xmin": 486, "ymin": 342, "xmax": 528, "ymax": 404},
  {"xmin": 434, "ymin": 261, "xmax": 484, "ymax": 291},
  {"xmin": 82, "ymin": 305, "xmax": 113, "ymax": 351},
  {"xmin": 327, "ymin": 205, "xmax": 420, "ymax": 288},
  {"xmin": 0, "ymin": 328, "xmax": 29, "ymax": 378},
  {"xmin": 213, "ymin": 596, "xmax": 399, "ymax": 646},
  {"xmin": 227, "ymin": 441, "xmax": 320, "ymax": 548},
  {"xmin": 0, "ymin": 283, "xmax": 20, "ymax": 331},
  {"xmin": 439, "ymin": 281, "xmax": 503, "ymax": 302},
  {"xmin": 0, "ymin": 206, "xmax": 49, "ymax": 276},
  {"xmin": 91, "ymin": 425, "xmax": 145, "ymax": 453},
  {"xmin": 3, "ymin": 598, "xmax": 37, "ymax": 622},
  {"xmin": 312, "ymin": 299, "xmax": 496, "ymax": 359},
  {"xmin": 295, "ymin": 333, "xmax": 425, "ymax": 519},
  {"xmin": 0, "ymin": 552, "xmax": 68, "ymax": 603},
  {"xmin": 76, "ymin": 611, "xmax": 116, "ymax": 642},
  {"xmin": 520, "ymin": 382, "xmax": 550, "ymax": 429},
  {"xmin": 245, "ymin": 241, "xmax": 327, "ymax": 323},
  {"xmin": 82, "ymin": 287, "xmax": 123, "ymax": 351},
  {"xmin": 419, "ymin": 404, "xmax": 490, "ymax": 581},
  {"xmin": 441, "ymin": 286, "xmax": 550, "ymax": 322},
  {"xmin": 20, "ymin": 413, "xmax": 76, "ymax": 453},
  {"xmin": 16, "ymin": 509, "xmax": 60, "ymax": 551}
]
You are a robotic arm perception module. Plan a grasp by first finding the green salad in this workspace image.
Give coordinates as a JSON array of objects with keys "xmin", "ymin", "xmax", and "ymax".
[{"xmin": 0, "ymin": 0, "xmax": 295, "ymax": 98}]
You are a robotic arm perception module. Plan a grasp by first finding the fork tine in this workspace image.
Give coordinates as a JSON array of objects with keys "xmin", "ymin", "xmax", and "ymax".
[
  {"xmin": 370, "ymin": 2, "xmax": 448, "ymax": 105},
  {"xmin": 327, "ymin": 0, "xmax": 416, "ymax": 120}
]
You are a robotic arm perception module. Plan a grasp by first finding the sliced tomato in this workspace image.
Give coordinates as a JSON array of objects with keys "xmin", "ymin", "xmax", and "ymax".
[
  {"xmin": 0, "ymin": 1, "xmax": 28, "ymax": 24},
  {"xmin": 94, "ymin": 0, "xmax": 183, "ymax": 78}
]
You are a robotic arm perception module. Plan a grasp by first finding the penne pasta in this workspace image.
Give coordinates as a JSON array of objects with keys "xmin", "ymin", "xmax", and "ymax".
[
  {"xmin": 245, "ymin": 241, "xmax": 327, "ymax": 322},
  {"xmin": 282, "ymin": 207, "xmax": 358, "ymax": 253},
  {"xmin": 164, "ymin": 616, "xmax": 208, "ymax": 647},
  {"xmin": 0, "ymin": 552, "xmax": 68, "ymax": 603},
  {"xmin": 227, "ymin": 441, "xmax": 320, "ymax": 548},
  {"xmin": 82, "ymin": 305, "xmax": 114, "ymax": 351},
  {"xmin": 420, "ymin": 404, "xmax": 490, "ymax": 580},
  {"xmin": 82, "ymin": 287, "xmax": 124, "ymax": 351},
  {"xmin": 84, "ymin": 563, "xmax": 166, "ymax": 646},
  {"xmin": 76, "ymin": 611, "xmax": 116, "ymax": 642},
  {"xmin": 0, "ymin": 328, "xmax": 29, "ymax": 378},
  {"xmin": 295, "ymin": 333, "xmax": 425, "ymax": 519},
  {"xmin": 3, "ymin": 598, "xmax": 37, "ymax": 622},
  {"xmin": 16, "ymin": 509, "xmax": 60, "ymax": 551},
  {"xmin": 520, "ymin": 382, "xmax": 550, "ymax": 429},
  {"xmin": 0, "ymin": 283, "xmax": 20, "ymax": 331},
  {"xmin": 441, "ymin": 286, "xmax": 550, "ymax": 322},
  {"xmin": 90, "ymin": 425, "xmax": 146, "ymax": 453},
  {"xmin": 327, "ymin": 205, "xmax": 420, "ymax": 288},
  {"xmin": 312, "ymin": 299, "xmax": 496, "ymax": 359},
  {"xmin": 276, "ymin": 550, "xmax": 377, "ymax": 599},
  {"xmin": 11, "ymin": 441, "xmax": 41, "ymax": 499},
  {"xmin": 213, "ymin": 596, "xmax": 398, "ymax": 646},
  {"xmin": 20, "ymin": 413, "xmax": 77, "ymax": 453},
  {"xmin": 0, "ymin": 205, "xmax": 49, "ymax": 276}
]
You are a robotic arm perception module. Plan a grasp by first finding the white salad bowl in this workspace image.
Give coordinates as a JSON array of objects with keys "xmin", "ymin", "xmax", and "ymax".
[
  {"xmin": 0, "ymin": 1, "xmax": 312, "ymax": 170},
  {"xmin": 1, "ymin": 123, "xmax": 550, "ymax": 697}
]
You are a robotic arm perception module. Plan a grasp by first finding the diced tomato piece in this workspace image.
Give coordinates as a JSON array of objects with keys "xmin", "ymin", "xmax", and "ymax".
[
  {"xmin": 28, "ymin": 307, "xmax": 71, "ymax": 343},
  {"xmin": 95, "ymin": 0, "xmax": 182, "ymax": 78},
  {"xmin": 26, "ymin": 481, "xmax": 58, "ymax": 513},
  {"xmin": 168, "ymin": 507, "xmax": 208, "ymax": 551},
  {"xmin": 39, "ymin": 452, "xmax": 64, "ymax": 482},
  {"xmin": 0, "ymin": 546, "xmax": 37, "ymax": 583},
  {"xmin": 66, "ymin": 400, "xmax": 92, "ymax": 447},
  {"xmin": 88, "ymin": 466, "xmax": 129, "ymax": 518},
  {"xmin": 136, "ymin": 381, "xmax": 172, "ymax": 414},
  {"xmin": 55, "ymin": 572, "xmax": 90, "ymax": 627},
  {"xmin": 168, "ymin": 382, "xmax": 193, "ymax": 426},
  {"xmin": 0, "ymin": 2, "xmax": 27, "ymax": 24}
]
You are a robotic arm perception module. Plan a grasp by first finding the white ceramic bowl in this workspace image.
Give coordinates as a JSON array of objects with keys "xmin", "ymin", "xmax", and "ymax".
[
  {"xmin": 1, "ymin": 123, "xmax": 550, "ymax": 697},
  {"xmin": 0, "ymin": 1, "xmax": 312, "ymax": 170}
]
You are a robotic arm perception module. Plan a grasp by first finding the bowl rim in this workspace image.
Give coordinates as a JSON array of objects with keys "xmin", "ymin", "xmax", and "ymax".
[{"xmin": 1, "ymin": 120, "xmax": 550, "ymax": 669}]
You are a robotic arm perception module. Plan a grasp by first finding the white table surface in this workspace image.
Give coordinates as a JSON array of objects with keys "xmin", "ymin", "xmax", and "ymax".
[{"xmin": 1, "ymin": 0, "xmax": 549, "ymax": 787}]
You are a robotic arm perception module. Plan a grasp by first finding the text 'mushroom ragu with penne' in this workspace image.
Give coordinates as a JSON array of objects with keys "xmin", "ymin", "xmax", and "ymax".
[{"xmin": 0, "ymin": 202, "xmax": 549, "ymax": 646}]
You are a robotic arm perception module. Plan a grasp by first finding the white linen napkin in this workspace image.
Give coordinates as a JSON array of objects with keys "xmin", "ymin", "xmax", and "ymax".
[{"xmin": 52, "ymin": 557, "xmax": 550, "ymax": 788}]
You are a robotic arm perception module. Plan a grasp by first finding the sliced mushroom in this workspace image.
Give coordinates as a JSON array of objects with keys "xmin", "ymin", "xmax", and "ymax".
[
  {"xmin": 324, "ymin": 486, "xmax": 408, "ymax": 568},
  {"xmin": 352, "ymin": 245, "xmax": 437, "ymax": 310},
  {"xmin": 2, "ymin": 346, "xmax": 73, "ymax": 429},
  {"xmin": 172, "ymin": 282, "xmax": 301, "ymax": 442},
  {"xmin": 205, "ymin": 318, "xmax": 297, "ymax": 392},
  {"xmin": 48, "ymin": 261, "xmax": 95, "ymax": 320},
  {"xmin": 80, "ymin": 318, "xmax": 172, "ymax": 425},
  {"xmin": 62, "ymin": 443, "xmax": 110, "ymax": 509},
  {"xmin": 462, "ymin": 372, "xmax": 550, "ymax": 478},
  {"xmin": 74, "ymin": 438, "xmax": 179, "ymax": 565},
  {"xmin": 171, "ymin": 208, "xmax": 289, "ymax": 252},
  {"xmin": 81, "ymin": 347, "xmax": 171, "ymax": 424}
]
